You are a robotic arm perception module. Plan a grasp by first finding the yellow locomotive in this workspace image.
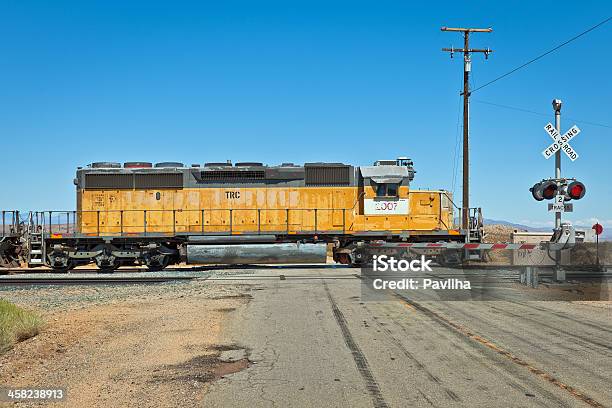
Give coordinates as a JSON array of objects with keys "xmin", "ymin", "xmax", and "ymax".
[{"xmin": 37, "ymin": 157, "xmax": 466, "ymax": 271}]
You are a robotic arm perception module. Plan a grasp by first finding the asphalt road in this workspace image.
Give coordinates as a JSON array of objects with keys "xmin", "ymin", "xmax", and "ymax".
[{"xmin": 201, "ymin": 266, "xmax": 612, "ymax": 408}]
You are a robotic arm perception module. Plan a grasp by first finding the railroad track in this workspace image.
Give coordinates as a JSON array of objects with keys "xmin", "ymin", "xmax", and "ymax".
[
  {"xmin": 0, "ymin": 263, "xmax": 348, "ymax": 275},
  {"xmin": 0, "ymin": 267, "xmax": 212, "ymax": 274},
  {"xmin": 0, "ymin": 275, "xmax": 198, "ymax": 286}
]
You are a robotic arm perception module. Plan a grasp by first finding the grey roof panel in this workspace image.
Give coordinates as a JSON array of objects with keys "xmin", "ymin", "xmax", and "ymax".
[
  {"xmin": 360, "ymin": 166, "xmax": 409, "ymax": 177},
  {"xmin": 360, "ymin": 166, "xmax": 409, "ymax": 183}
]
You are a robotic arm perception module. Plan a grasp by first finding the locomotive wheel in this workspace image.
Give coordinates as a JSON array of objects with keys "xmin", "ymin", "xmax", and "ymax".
[
  {"xmin": 51, "ymin": 261, "xmax": 75, "ymax": 273},
  {"xmin": 0, "ymin": 241, "xmax": 23, "ymax": 268},
  {"xmin": 8, "ymin": 259, "xmax": 21, "ymax": 268},
  {"xmin": 97, "ymin": 264, "xmax": 119, "ymax": 274},
  {"xmin": 146, "ymin": 254, "xmax": 170, "ymax": 272},
  {"xmin": 95, "ymin": 256, "xmax": 120, "ymax": 273},
  {"xmin": 335, "ymin": 253, "xmax": 351, "ymax": 265},
  {"xmin": 0, "ymin": 256, "xmax": 20, "ymax": 269},
  {"xmin": 48, "ymin": 252, "xmax": 75, "ymax": 272}
]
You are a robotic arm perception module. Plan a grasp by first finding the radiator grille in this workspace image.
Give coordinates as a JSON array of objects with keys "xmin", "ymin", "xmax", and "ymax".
[
  {"xmin": 85, "ymin": 174, "xmax": 133, "ymax": 189},
  {"xmin": 134, "ymin": 173, "xmax": 183, "ymax": 189},
  {"xmin": 200, "ymin": 170, "xmax": 265, "ymax": 183},
  {"xmin": 305, "ymin": 165, "xmax": 350, "ymax": 186},
  {"xmin": 84, "ymin": 173, "xmax": 183, "ymax": 189}
]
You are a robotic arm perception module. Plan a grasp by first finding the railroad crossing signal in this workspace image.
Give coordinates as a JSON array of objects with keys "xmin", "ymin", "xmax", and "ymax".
[
  {"xmin": 565, "ymin": 181, "xmax": 586, "ymax": 200},
  {"xmin": 542, "ymin": 123, "xmax": 580, "ymax": 161},
  {"xmin": 530, "ymin": 180, "xmax": 557, "ymax": 201},
  {"xmin": 530, "ymin": 179, "xmax": 585, "ymax": 212}
]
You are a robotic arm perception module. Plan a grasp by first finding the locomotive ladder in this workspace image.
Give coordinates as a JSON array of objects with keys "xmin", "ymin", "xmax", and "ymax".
[{"xmin": 27, "ymin": 212, "xmax": 46, "ymax": 267}]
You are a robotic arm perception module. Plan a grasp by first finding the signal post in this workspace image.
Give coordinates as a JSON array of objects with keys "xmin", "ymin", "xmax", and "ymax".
[
  {"xmin": 553, "ymin": 100, "xmax": 562, "ymax": 234},
  {"xmin": 530, "ymin": 99, "xmax": 586, "ymax": 281}
]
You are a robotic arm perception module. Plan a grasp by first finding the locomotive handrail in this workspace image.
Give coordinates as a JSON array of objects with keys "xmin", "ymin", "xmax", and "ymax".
[
  {"xmin": 440, "ymin": 192, "xmax": 482, "ymax": 233},
  {"xmin": 35, "ymin": 208, "xmax": 355, "ymax": 212},
  {"xmin": 349, "ymin": 192, "xmax": 366, "ymax": 211},
  {"xmin": 441, "ymin": 192, "xmax": 461, "ymax": 211},
  {"xmin": 29, "ymin": 205, "xmax": 457, "ymax": 238},
  {"xmin": 30, "ymin": 208, "xmax": 357, "ymax": 237},
  {"xmin": 1, "ymin": 210, "xmax": 21, "ymax": 236}
]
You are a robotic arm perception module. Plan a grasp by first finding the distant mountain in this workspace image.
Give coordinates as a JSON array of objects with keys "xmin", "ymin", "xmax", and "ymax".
[
  {"xmin": 456, "ymin": 218, "xmax": 548, "ymax": 232},
  {"xmin": 483, "ymin": 219, "xmax": 549, "ymax": 232}
]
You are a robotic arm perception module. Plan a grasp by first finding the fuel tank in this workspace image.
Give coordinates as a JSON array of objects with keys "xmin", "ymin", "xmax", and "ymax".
[{"xmin": 186, "ymin": 243, "xmax": 327, "ymax": 265}]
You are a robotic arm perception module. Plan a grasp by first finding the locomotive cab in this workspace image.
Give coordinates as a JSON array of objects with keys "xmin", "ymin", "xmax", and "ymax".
[{"xmin": 359, "ymin": 159, "xmax": 414, "ymax": 219}]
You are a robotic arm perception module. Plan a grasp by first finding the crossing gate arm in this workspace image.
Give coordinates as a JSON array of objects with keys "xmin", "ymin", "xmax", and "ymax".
[{"xmin": 367, "ymin": 242, "xmax": 572, "ymax": 251}]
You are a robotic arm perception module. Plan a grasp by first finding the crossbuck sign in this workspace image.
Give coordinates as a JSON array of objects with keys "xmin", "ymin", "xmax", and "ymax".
[{"xmin": 542, "ymin": 123, "xmax": 580, "ymax": 161}]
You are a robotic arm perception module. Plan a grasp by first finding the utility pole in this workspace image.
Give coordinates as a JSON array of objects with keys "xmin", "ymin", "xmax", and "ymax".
[{"xmin": 441, "ymin": 27, "xmax": 492, "ymax": 236}]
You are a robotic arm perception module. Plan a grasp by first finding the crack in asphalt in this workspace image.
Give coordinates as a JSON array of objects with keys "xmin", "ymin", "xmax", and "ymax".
[
  {"xmin": 432, "ymin": 301, "xmax": 612, "ymax": 385},
  {"xmin": 362, "ymin": 304, "xmax": 463, "ymax": 405},
  {"xmin": 486, "ymin": 303, "xmax": 612, "ymax": 352},
  {"xmin": 323, "ymin": 280, "xmax": 390, "ymax": 408},
  {"xmin": 393, "ymin": 293, "xmax": 608, "ymax": 408},
  {"xmin": 381, "ymin": 303, "xmax": 574, "ymax": 408}
]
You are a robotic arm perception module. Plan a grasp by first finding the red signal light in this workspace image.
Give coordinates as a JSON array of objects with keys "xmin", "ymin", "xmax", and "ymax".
[
  {"xmin": 542, "ymin": 184, "xmax": 557, "ymax": 200},
  {"xmin": 530, "ymin": 181, "xmax": 558, "ymax": 201},
  {"xmin": 566, "ymin": 181, "xmax": 586, "ymax": 200}
]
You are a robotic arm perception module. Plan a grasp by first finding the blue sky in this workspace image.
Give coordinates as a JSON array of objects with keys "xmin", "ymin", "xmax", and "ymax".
[{"xmin": 0, "ymin": 1, "xmax": 610, "ymax": 229}]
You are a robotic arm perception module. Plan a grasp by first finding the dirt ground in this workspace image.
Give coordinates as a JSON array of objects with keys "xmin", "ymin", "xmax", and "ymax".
[{"xmin": 0, "ymin": 280, "xmax": 252, "ymax": 408}]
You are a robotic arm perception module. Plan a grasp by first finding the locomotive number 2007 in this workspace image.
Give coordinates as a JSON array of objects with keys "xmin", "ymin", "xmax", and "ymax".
[
  {"xmin": 364, "ymin": 199, "xmax": 409, "ymax": 215},
  {"xmin": 374, "ymin": 201, "xmax": 398, "ymax": 211}
]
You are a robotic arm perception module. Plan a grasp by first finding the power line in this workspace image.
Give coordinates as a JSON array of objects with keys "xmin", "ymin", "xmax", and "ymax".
[
  {"xmin": 473, "ymin": 99, "xmax": 612, "ymax": 129},
  {"xmin": 473, "ymin": 100, "xmax": 549, "ymax": 117},
  {"xmin": 471, "ymin": 16, "xmax": 612, "ymax": 94}
]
